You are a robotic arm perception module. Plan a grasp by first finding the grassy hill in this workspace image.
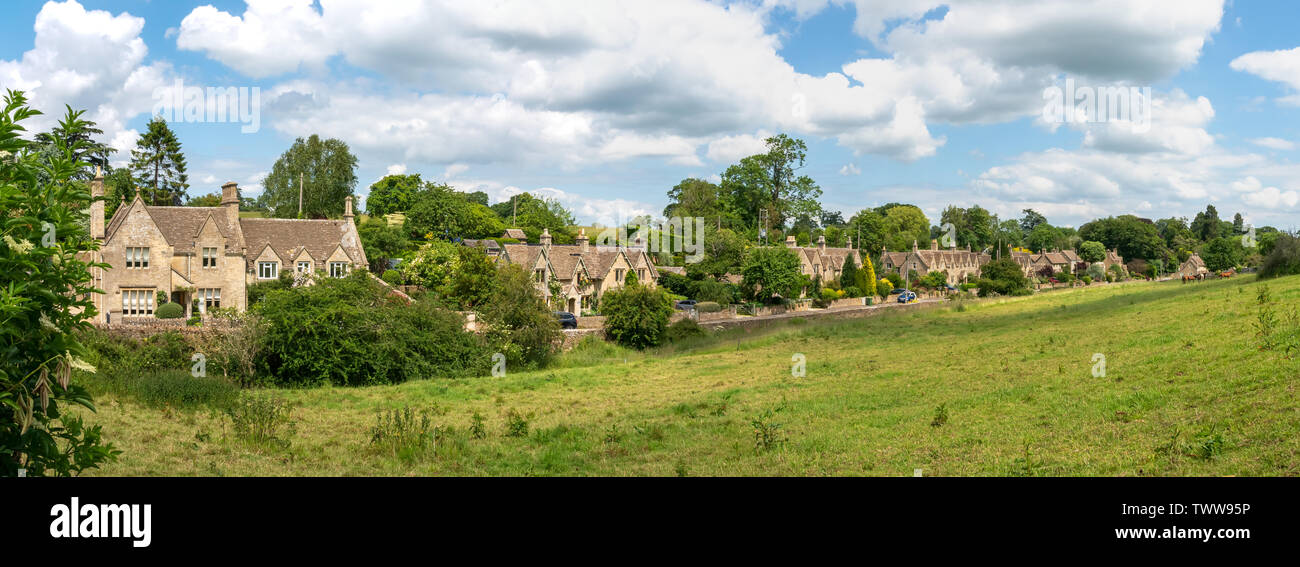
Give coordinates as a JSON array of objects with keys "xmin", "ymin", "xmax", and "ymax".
[{"xmin": 82, "ymin": 274, "xmax": 1300, "ymax": 476}]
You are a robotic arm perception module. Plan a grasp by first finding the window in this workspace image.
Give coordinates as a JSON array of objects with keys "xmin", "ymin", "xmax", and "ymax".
[
  {"xmin": 125, "ymin": 247, "xmax": 150, "ymax": 269},
  {"xmin": 202, "ymin": 247, "xmax": 218, "ymax": 268},
  {"xmin": 198, "ymin": 288, "xmax": 221, "ymax": 311},
  {"xmin": 258, "ymin": 261, "xmax": 278, "ymax": 279},
  {"xmin": 329, "ymin": 262, "xmax": 348, "ymax": 278},
  {"xmin": 122, "ymin": 289, "xmax": 154, "ymax": 317},
  {"xmin": 615, "ymin": 269, "xmax": 624, "ymax": 282},
  {"xmin": 297, "ymin": 261, "xmax": 313, "ymax": 274}
]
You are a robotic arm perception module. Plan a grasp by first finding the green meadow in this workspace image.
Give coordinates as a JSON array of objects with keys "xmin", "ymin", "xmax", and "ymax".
[{"xmin": 80, "ymin": 274, "xmax": 1300, "ymax": 476}]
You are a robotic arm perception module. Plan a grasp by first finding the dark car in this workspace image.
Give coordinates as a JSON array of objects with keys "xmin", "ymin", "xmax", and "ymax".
[
  {"xmin": 674, "ymin": 299, "xmax": 698, "ymax": 310},
  {"xmin": 553, "ymin": 311, "xmax": 578, "ymax": 329},
  {"xmin": 890, "ymin": 288, "xmax": 907, "ymax": 295}
]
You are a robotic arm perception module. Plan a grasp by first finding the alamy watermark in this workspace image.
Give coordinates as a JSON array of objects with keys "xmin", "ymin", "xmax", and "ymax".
[
  {"xmin": 152, "ymin": 79, "xmax": 261, "ymax": 134},
  {"xmin": 595, "ymin": 216, "xmax": 705, "ymax": 264},
  {"xmin": 1043, "ymin": 78, "xmax": 1150, "ymax": 134}
]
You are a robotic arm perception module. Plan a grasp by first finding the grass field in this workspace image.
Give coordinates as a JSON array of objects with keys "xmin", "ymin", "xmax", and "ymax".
[{"xmin": 80, "ymin": 274, "xmax": 1300, "ymax": 476}]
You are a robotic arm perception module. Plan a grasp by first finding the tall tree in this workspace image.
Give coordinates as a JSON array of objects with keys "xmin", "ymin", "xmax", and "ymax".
[
  {"xmin": 365, "ymin": 174, "xmax": 424, "ymax": 217},
  {"xmin": 664, "ymin": 177, "xmax": 724, "ymax": 220},
  {"xmin": 128, "ymin": 116, "xmax": 189, "ymax": 205},
  {"xmin": 1190, "ymin": 204, "xmax": 1222, "ymax": 242},
  {"xmin": 261, "ymin": 134, "xmax": 358, "ymax": 218},
  {"xmin": 719, "ymin": 134, "xmax": 822, "ymax": 230},
  {"xmin": 1019, "ymin": 208, "xmax": 1048, "ymax": 236},
  {"xmin": 34, "ymin": 106, "xmax": 113, "ymax": 179}
]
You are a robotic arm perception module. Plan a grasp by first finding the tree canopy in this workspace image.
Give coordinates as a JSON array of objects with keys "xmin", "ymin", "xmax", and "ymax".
[{"xmin": 261, "ymin": 134, "xmax": 358, "ymax": 218}]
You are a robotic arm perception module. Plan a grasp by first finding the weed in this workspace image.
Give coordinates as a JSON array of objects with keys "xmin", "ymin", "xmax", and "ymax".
[
  {"xmin": 750, "ymin": 409, "xmax": 785, "ymax": 452},
  {"xmin": 469, "ymin": 412, "xmax": 487, "ymax": 439},
  {"xmin": 225, "ymin": 392, "xmax": 295, "ymax": 448},
  {"xmin": 504, "ymin": 408, "xmax": 530, "ymax": 438},
  {"xmin": 931, "ymin": 404, "xmax": 949, "ymax": 427},
  {"xmin": 369, "ymin": 406, "xmax": 440, "ymax": 461}
]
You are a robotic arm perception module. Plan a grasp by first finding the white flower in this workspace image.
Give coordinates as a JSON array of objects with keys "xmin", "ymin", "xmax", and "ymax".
[
  {"xmin": 67, "ymin": 351, "xmax": 96, "ymax": 374},
  {"xmin": 39, "ymin": 313, "xmax": 57, "ymax": 331},
  {"xmin": 4, "ymin": 235, "xmax": 34, "ymax": 254}
]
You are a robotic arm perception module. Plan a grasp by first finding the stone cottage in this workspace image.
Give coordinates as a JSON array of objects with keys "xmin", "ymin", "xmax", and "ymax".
[
  {"xmin": 84, "ymin": 171, "xmax": 367, "ymax": 323},
  {"xmin": 784, "ymin": 235, "xmax": 863, "ymax": 285},
  {"xmin": 496, "ymin": 228, "xmax": 657, "ymax": 313},
  {"xmin": 880, "ymin": 240, "xmax": 988, "ymax": 285}
]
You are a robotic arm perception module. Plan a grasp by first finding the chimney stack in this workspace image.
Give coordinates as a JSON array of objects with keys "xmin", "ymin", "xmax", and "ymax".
[
  {"xmin": 576, "ymin": 228, "xmax": 589, "ymax": 253},
  {"xmin": 913, "ymin": 240, "xmax": 919, "ymax": 252},
  {"xmin": 343, "ymin": 195, "xmax": 354, "ymax": 222},
  {"xmin": 90, "ymin": 167, "xmax": 105, "ymax": 240},
  {"xmin": 540, "ymin": 227, "xmax": 552, "ymax": 249},
  {"xmin": 931, "ymin": 239, "xmax": 938, "ymax": 251},
  {"xmin": 785, "ymin": 235, "xmax": 797, "ymax": 248},
  {"xmin": 846, "ymin": 236, "xmax": 853, "ymax": 249},
  {"xmin": 817, "ymin": 234, "xmax": 826, "ymax": 252}
]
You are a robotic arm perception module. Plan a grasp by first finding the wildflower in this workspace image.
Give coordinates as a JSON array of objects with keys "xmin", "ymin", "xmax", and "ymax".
[
  {"xmin": 4, "ymin": 234, "xmax": 34, "ymax": 254},
  {"xmin": 39, "ymin": 313, "xmax": 57, "ymax": 331}
]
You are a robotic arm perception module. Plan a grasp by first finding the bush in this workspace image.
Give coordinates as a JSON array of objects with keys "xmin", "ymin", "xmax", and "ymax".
[
  {"xmin": 1259, "ymin": 234, "xmax": 1300, "ymax": 279},
  {"xmin": 665, "ymin": 318, "xmax": 707, "ymax": 343},
  {"xmin": 381, "ymin": 269, "xmax": 402, "ymax": 286},
  {"xmin": 369, "ymin": 406, "xmax": 441, "ymax": 461},
  {"xmin": 247, "ymin": 272, "xmax": 294, "ymax": 306},
  {"xmin": 155, "ymin": 302, "xmax": 185, "ymax": 319},
  {"xmin": 695, "ymin": 301, "xmax": 722, "ymax": 313},
  {"xmin": 255, "ymin": 271, "xmax": 491, "ymax": 386},
  {"xmin": 602, "ymin": 282, "xmax": 675, "ymax": 349},
  {"xmin": 690, "ymin": 278, "xmax": 739, "ymax": 304},
  {"xmin": 844, "ymin": 286, "xmax": 861, "ymax": 298},
  {"xmin": 976, "ymin": 258, "xmax": 1030, "ymax": 297},
  {"xmin": 479, "ymin": 263, "xmax": 561, "ymax": 369},
  {"xmin": 1082, "ymin": 276, "xmax": 1093, "ymax": 285}
]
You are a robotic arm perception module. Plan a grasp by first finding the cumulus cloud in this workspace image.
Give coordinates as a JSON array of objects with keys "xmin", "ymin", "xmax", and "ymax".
[
  {"xmin": 839, "ymin": 163, "xmax": 861, "ymax": 176},
  {"xmin": 1231, "ymin": 46, "xmax": 1300, "ymax": 104},
  {"xmin": 0, "ymin": 0, "xmax": 172, "ymax": 155},
  {"xmin": 1250, "ymin": 137, "xmax": 1295, "ymax": 151},
  {"xmin": 445, "ymin": 177, "xmax": 657, "ymax": 226}
]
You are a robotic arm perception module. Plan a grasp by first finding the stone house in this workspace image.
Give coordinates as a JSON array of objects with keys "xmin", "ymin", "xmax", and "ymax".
[
  {"xmin": 84, "ymin": 171, "xmax": 367, "ymax": 323},
  {"xmin": 496, "ymin": 228, "xmax": 657, "ymax": 313},
  {"xmin": 784, "ymin": 235, "xmax": 863, "ymax": 286},
  {"xmin": 1177, "ymin": 253, "xmax": 1208, "ymax": 277},
  {"xmin": 880, "ymin": 240, "xmax": 988, "ymax": 285}
]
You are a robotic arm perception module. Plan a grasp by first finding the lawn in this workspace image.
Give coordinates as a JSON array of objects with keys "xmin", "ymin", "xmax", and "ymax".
[{"xmin": 80, "ymin": 274, "xmax": 1300, "ymax": 476}]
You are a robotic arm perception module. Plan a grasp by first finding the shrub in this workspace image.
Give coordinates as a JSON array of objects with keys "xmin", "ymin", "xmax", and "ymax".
[
  {"xmin": 690, "ymin": 279, "xmax": 738, "ymax": 304},
  {"xmin": 479, "ymin": 263, "xmax": 561, "ymax": 369},
  {"xmin": 695, "ymin": 301, "xmax": 722, "ymax": 313},
  {"xmin": 246, "ymin": 271, "xmax": 294, "ymax": 306},
  {"xmin": 1259, "ymin": 234, "xmax": 1300, "ymax": 279},
  {"xmin": 256, "ymin": 271, "xmax": 490, "ymax": 386},
  {"xmin": 844, "ymin": 286, "xmax": 861, "ymax": 298},
  {"xmin": 741, "ymin": 246, "xmax": 803, "ymax": 302},
  {"xmin": 976, "ymin": 258, "xmax": 1030, "ymax": 297},
  {"xmin": 381, "ymin": 269, "xmax": 402, "ymax": 286},
  {"xmin": 602, "ymin": 282, "xmax": 675, "ymax": 349},
  {"xmin": 658, "ymin": 271, "xmax": 692, "ymax": 296},
  {"xmin": 1082, "ymin": 276, "xmax": 1093, "ymax": 285},
  {"xmin": 155, "ymin": 302, "xmax": 185, "ymax": 319},
  {"xmin": 1087, "ymin": 263, "xmax": 1106, "ymax": 282},
  {"xmin": 665, "ymin": 318, "xmax": 707, "ymax": 343},
  {"xmin": 503, "ymin": 408, "xmax": 530, "ymax": 438}
]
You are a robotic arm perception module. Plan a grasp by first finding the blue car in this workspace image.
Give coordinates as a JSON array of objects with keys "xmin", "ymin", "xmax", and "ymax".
[
  {"xmin": 553, "ymin": 311, "xmax": 578, "ymax": 329},
  {"xmin": 897, "ymin": 290, "xmax": 917, "ymax": 303}
]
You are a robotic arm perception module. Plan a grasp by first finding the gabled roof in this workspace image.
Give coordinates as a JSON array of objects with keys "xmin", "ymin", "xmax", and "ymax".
[
  {"xmin": 501, "ymin": 244, "xmax": 547, "ymax": 271},
  {"xmin": 239, "ymin": 218, "xmax": 365, "ymax": 270},
  {"xmin": 502, "ymin": 228, "xmax": 527, "ymax": 240},
  {"xmin": 142, "ymin": 206, "xmax": 236, "ymax": 254},
  {"xmin": 1044, "ymin": 252, "xmax": 1070, "ymax": 264}
]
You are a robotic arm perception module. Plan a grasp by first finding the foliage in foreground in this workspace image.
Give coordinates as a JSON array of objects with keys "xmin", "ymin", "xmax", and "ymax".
[
  {"xmin": 0, "ymin": 91, "xmax": 118, "ymax": 476},
  {"xmin": 602, "ymin": 281, "xmax": 675, "ymax": 349}
]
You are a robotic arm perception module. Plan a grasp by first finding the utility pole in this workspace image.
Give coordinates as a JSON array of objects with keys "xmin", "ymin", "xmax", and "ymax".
[
  {"xmin": 298, "ymin": 172, "xmax": 304, "ymax": 219},
  {"xmin": 512, "ymin": 197, "xmax": 517, "ymax": 227}
]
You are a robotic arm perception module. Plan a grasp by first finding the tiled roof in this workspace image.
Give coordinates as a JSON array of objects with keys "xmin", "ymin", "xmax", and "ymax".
[
  {"xmin": 502, "ymin": 228, "xmax": 527, "ymax": 240},
  {"xmin": 143, "ymin": 206, "xmax": 236, "ymax": 254},
  {"xmin": 502, "ymin": 244, "xmax": 544, "ymax": 270},
  {"xmin": 240, "ymin": 218, "xmax": 365, "ymax": 269}
]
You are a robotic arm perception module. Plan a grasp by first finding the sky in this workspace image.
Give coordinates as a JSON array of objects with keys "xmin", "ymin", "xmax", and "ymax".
[{"xmin": 1, "ymin": 0, "xmax": 1298, "ymax": 230}]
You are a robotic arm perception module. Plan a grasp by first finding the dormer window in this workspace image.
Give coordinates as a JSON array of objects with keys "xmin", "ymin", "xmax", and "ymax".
[{"xmin": 258, "ymin": 261, "xmax": 279, "ymax": 279}]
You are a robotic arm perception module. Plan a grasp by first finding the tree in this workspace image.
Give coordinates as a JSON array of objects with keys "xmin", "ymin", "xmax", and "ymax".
[
  {"xmin": 186, "ymin": 192, "xmax": 223, "ymax": 207},
  {"xmin": 365, "ymin": 174, "xmax": 423, "ymax": 217},
  {"xmin": 489, "ymin": 192, "xmax": 574, "ymax": 235},
  {"xmin": 686, "ymin": 226, "xmax": 749, "ymax": 279},
  {"xmin": 479, "ymin": 264, "xmax": 560, "ymax": 368},
  {"xmin": 976, "ymin": 258, "xmax": 1030, "ymax": 297},
  {"xmin": 1025, "ymin": 223, "xmax": 1059, "ymax": 253},
  {"xmin": 858, "ymin": 255, "xmax": 877, "ymax": 297},
  {"xmin": 741, "ymin": 246, "xmax": 802, "ymax": 302},
  {"xmin": 129, "ymin": 116, "xmax": 189, "ymax": 205},
  {"xmin": 400, "ymin": 240, "xmax": 460, "ymax": 293},
  {"xmin": 1190, "ymin": 204, "xmax": 1223, "ymax": 242},
  {"xmin": 34, "ymin": 106, "xmax": 113, "ymax": 179},
  {"xmin": 1259, "ymin": 234, "xmax": 1300, "ymax": 279},
  {"xmin": 1079, "ymin": 241, "xmax": 1107, "ymax": 263},
  {"xmin": 449, "ymin": 246, "xmax": 497, "ymax": 309},
  {"xmin": 1, "ymin": 92, "xmax": 120, "ymax": 476},
  {"xmin": 1201, "ymin": 237, "xmax": 1245, "ymax": 272},
  {"xmin": 839, "ymin": 254, "xmax": 858, "ymax": 290},
  {"xmin": 880, "ymin": 205, "xmax": 930, "ymax": 251},
  {"xmin": 601, "ymin": 281, "xmax": 675, "ymax": 350},
  {"xmin": 1077, "ymin": 215, "xmax": 1164, "ymax": 261},
  {"xmin": 846, "ymin": 209, "xmax": 885, "ymax": 253},
  {"xmin": 1232, "ymin": 213, "xmax": 1244, "ymax": 235},
  {"xmin": 719, "ymin": 134, "xmax": 823, "ymax": 230},
  {"xmin": 261, "ymin": 134, "xmax": 358, "ymax": 218},
  {"xmin": 664, "ymin": 177, "xmax": 724, "ymax": 220},
  {"xmin": 406, "ymin": 182, "xmax": 506, "ymax": 241},
  {"xmin": 940, "ymin": 204, "xmax": 995, "ymax": 251},
  {"xmin": 358, "ymin": 218, "xmax": 412, "ymax": 273},
  {"xmin": 1019, "ymin": 209, "xmax": 1048, "ymax": 237}
]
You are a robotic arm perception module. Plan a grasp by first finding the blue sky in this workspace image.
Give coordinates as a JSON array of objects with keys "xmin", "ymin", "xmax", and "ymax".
[{"xmin": 2, "ymin": 1, "xmax": 1298, "ymax": 230}]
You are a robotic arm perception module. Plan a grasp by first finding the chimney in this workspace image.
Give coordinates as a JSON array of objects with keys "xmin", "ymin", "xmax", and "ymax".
[
  {"xmin": 931, "ymin": 239, "xmax": 938, "ymax": 251},
  {"xmin": 343, "ymin": 195, "xmax": 354, "ymax": 222},
  {"xmin": 540, "ymin": 228, "xmax": 552, "ymax": 249},
  {"xmin": 221, "ymin": 181, "xmax": 239, "ymax": 214},
  {"xmin": 913, "ymin": 240, "xmax": 919, "ymax": 252},
  {"xmin": 90, "ymin": 167, "xmax": 105, "ymax": 240},
  {"xmin": 846, "ymin": 236, "xmax": 853, "ymax": 249},
  {"xmin": 817, "ymin": 234, "xmax": 826, "ymax": 252},
  {"xmin": 576, "ymin": 228, "xmax": 589, "ymax": 253},
  {"xmin": 785, "ymin": 235, "xmax": 797, "ymax": 248}
]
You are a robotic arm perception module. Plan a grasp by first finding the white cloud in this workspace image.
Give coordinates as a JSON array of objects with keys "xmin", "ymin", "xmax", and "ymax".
[
  {"xmin": 1250, "ymin": 137, "xmax": 1295, "ymax": 151},
  {"xmin": 176, "ymin": 0, "xmax": 330, "ymax": 78},
  {"xmin": 0, "ymin": 0, "xmax": 172, "ymax": 156},
  {"xmin": 705, "ymin": 132, "xmax": 771, "ymax": 163},
  {"xmin": 839, "ymin": 163, "xmax": 861, "ymax": 175},
  {"xmin": 447, "ymin": 177, "xmax": 657, "ymax": 226},
  {"xmin": 1231, "ymin": 46, "xmax": 1300, "ymax": 103},
  {"xmin": 385, "ymin": 163, "xmax": 407, "ymax": 176}
]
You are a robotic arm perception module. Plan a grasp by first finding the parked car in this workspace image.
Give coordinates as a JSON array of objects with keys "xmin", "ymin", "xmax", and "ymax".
[
  {"xmin": 553, "ymin": 311, "xmax": 578, "ymax": 329},
  {"xmin": 890, "ymin": 288, "xmax": 907, "ymax": 295},
  {"xmin": 897, "ymin": 290, "xmax": 917, "ymax": 303},
  {"xmin": 674, "ymin": 299, "xmax": 698, "ymax": 310},
  {"xmin": 1049, "ymin": 277, "xmax": 1060, "ymax": 284}
]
